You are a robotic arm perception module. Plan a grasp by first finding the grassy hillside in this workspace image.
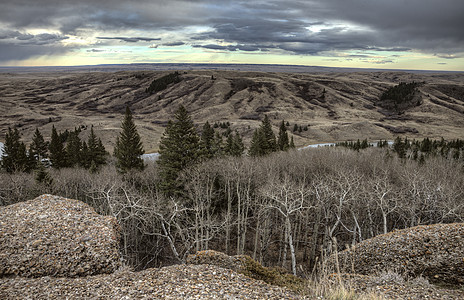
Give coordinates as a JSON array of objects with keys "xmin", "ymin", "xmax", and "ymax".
[{"xmin": 1, "ymin": 70, "xmax": 463, "ymax": 152}]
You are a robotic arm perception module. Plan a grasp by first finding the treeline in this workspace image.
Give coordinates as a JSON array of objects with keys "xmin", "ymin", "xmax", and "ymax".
[
  {"xmin": 145, "ymin": 72, "xmax": 181, "ymax": 94},
  {"xmin": 336, "ymin": 137, "xmax": 464, "ymax": 161},
  {"xmin": 1, "ymin": 126, "xmax": 107, "ymax": 174},
  {"xmin": 0, "ymin": 105, "xmax": 298, "ymax": 201},
  {"xmin": 391, "ymin": 136, "xmax": 464, "ymax": 161},
  {"xmin": 380, "ymin": 82, "xmax": 420, "ymax": 104},
  {"xmin": 1, "ymin": 147, "xmax": 463, "ymax": 275}
]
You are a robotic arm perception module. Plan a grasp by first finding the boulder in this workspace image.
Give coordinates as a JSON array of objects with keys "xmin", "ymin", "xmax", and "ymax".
[
  {"xmin": 0, "ymin": 194, "xmax": 121, "ymax": 278},
  {"xmin": 332, "ymin": 223, "xmax": 464, "ymax": 284},
  {"xmin": 186, "ymin": 250, "xmax": 304, "ymax": 291}
]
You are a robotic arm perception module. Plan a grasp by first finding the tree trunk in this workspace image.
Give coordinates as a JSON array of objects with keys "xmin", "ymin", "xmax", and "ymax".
[{"xmin": 286, "ymin": 216, "xmax": 297, "ymax": 276}]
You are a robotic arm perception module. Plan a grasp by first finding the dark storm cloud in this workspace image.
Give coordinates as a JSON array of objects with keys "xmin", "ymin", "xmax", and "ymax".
[
  {"xmin": 87, "ymin": 49, "xmax": 105, "ymax": 53},
  {"xmin": 0, "ymin": 0, "xmax": 463, "ymax": 62},
  {"xmin": 193, "ymin": 0, "xmax": 464, "ymax": 55},
  {"xmin": 97, "ymin": 37, "xmax": 161, "ymax": 43},
  {"xmin": 0, "ymin": 30, "xmax": 68, "ymax": 45},
  {"xmin": 193, "ymin": 43, "xmax": 265, "ymax": 52},
  {"xmin": 162, "ymin": 42, "xmax": 185, "ymax": 47}
]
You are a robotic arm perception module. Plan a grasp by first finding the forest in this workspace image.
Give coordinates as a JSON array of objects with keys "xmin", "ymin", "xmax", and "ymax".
[{"xmin": 1, "ymin": 107, "xmax": 464, "ymax": 277}]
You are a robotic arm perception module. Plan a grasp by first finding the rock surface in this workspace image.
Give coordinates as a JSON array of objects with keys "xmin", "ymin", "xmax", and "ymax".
[
  {"xmin": 334, "ymin": 273, "xmax": 464, "ymax": 300},
  {"xmin": 0, "ymin": 194, "xmax": 121, "ymax": 278},
  {"xmin": 333, "ymin": 223, "xmax": 464, "ymax": 284},
  {"xmin": 0, "ymin": 264, "xmax": 301, "ymax": 299}
]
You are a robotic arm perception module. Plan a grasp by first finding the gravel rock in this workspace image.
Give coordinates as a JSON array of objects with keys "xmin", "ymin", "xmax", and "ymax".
[
  {"xmin": 0, "ymin": 194, "xmax": 121, "ymax": 278},
  {"xmin": 186, "ymin": 250, "xmax": 305, "ymax": 292},
  {"xmin": 336, "ymin": 273, "xmax": 464, "ymax": 300},
  {"xmin": 186, "ymin": 250, "xmax": 244, "ymax": 272},
  {"xmin": 332, "ymin": 223, "xmax": 464, "ymax": 284},
  {"xmin": 0, "ymin": 264, "xmax": 301, "ymax": 299}
]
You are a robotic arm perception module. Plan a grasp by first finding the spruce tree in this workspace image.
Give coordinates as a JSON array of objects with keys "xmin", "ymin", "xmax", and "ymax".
[
  {"xmin": 87, "ymin": 126, "xmax": 107, "ymax": 170},
  {"xmin": 30, "ymin": 128, "xmax": 48, "ymax": 162},
  {"xmin": 1, "ymin": 127, "xmax": 30, "ymax": 173},
  {"xmin": 213, "ymin": 132, "xmax": 224, "ymax": 156},
  {"xmin": 249, "ymin": 129, "xmax": 266, "ymax": 157},
  {"xmin": 277, "ymin": 120, "xmax": 289, "ymax": 151},
  {"xmin": 80, "ymin": 141, "xmax": 90, "ymax": 168},
  {"xmin": 249, "ymin": 115, "xmax": 278, "ymax": 157},
  {"xmin": 158, "ymin": 105, "xmax": 200, "ymax": 195},
  {"xmin": 65, "ymin": 129, "xmax": 82, "ymax": 167},
  {"xmin": 49, "ymin": 125, "xmax": 67, "ymax": 169},
  {"xmin": 261, "ymin": 115, "xmax": 277, "ymax": 152},
  {"xmin": 225, "ymin": 130, "xmax": 244, "ymax": 157},
  {"xmin": 199, "ymin": 121, "xmax": 216, "ymax": 159},
  {"xmin": 231, "ymin": 131, "xmax": 245, "ymax": 156},
  {"xmin": 35, "ymin": 162, "xmax": 53, "ymax": 186},
  {"xmin": 114, "ymin": 106, "xmax": 145, "ymax": 173},
  {"xmin": 289, "ymin": 136, "xmax": 295, "ymax": 148}
]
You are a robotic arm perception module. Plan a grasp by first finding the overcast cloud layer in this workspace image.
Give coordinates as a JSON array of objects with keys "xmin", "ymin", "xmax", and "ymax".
[{"xmin": 1, "ymin": 0, "xmax": 463, "ymax": 68}]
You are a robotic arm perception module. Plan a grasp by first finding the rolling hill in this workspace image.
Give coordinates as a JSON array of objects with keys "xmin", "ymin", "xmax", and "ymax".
[{"xmin": 0, "ymin": 67, "xmax": 463, "ymax": 153}]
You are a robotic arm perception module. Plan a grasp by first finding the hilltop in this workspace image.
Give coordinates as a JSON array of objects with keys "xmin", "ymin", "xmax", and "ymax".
[{"xmin": 0, "ymin": 68, "xmax": 463, "ymax": 152}]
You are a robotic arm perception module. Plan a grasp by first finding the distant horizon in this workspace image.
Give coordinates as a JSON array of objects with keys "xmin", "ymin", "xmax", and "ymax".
[{"xmin": 0, "ymin": 62, "xmax": 461, "ymax": 74}]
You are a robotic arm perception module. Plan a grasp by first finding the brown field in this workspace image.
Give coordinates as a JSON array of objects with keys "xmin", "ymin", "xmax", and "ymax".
[{"xmin": 0, "ymin": 68, "xmax": 463, "ymax": 153}]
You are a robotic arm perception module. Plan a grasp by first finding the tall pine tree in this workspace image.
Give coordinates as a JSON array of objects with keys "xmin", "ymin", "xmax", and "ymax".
[
  {"xmin": 289, "ymin": 136, "xmax": 295, "ymax": 149},
  {"xmin": 249, "ymin": 115, "xmax": 278, "ymax": 157},
  {"xmin": 65, "ymin": 129, "xmax": 82, "ymax": 167},
  {"xmin": 30, "ymin": 128, "xmax": 48, "ymax": 162},
  {"xmin": 1, "ymin": 127, "xmax": 30, "ymax": 173},
  {"xmin": 261, "ymin": 115, "xmax": 277, "ymax": 152},
  {"xmin": 277, "ymin": 120, "xmax": 289, "ymax": 151},
  {"xmin": 158, "ymin": 105, "xmax": 200, "ymax": 195},
  {"xmin": 199, "ymin": 121, "xmax": 216, "ymax": 159},
  {"xmin": 87, "ymin": 126, "xmax": 107, "ymax": 170},
  {"xmin": 225, "ymin": 130, "xmax": 245, "ymax": 157},
  {"xmin": 114, "ymin": 106, "xmax": 145, "ymax": 173},
  {"xmin": 49, "ymin": 125, "xmax": 67, "ymax": 169}
]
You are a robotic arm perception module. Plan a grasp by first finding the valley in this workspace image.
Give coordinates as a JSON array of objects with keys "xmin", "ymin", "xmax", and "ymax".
[{"xmin": 0, "ymin": 66, "xmax": 463, "ymax": 153}]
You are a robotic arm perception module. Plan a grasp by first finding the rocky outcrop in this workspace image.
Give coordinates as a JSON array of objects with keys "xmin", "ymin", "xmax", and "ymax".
[
  {"xmin": 0, "ymin": 196, "xmax": 302, "ymax": 299},
  {"xmin": 332, "ymin": 223, "xmax": 464, "ymax": 284},
  {"xmin": 0, "ymin": 194, "xmax": 121, "ymax": 278},
  {"xmin": 186, "ymin": 250, "xmax": 304, "ymax": 291},
  {"xmin": 0, "ymin": 264, "xmax": 301, "ymax": 300}
]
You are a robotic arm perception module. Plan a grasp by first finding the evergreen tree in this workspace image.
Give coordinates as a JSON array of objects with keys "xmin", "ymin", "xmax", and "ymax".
[
  {"xmin": 393, "ymin": 136, "xmax": 406, "ymax": 159},
  {"xmin": 249, "ymin": 129, "xmax": 266, "ymax": 157},
  {"xmin": 289, "ymin": 136, "xmax": 295, "ymax": 148},
  {"xmin": 30, "ymin": 128, "xmax": 48, "ymax": 162},
  {"xmin": 225, "ymin": 130, "xmax": 244, "ymax": 157},
  {"xmin": 114, "ymin": 106, "xmax": 145, "ymax": 173},
  {"xmin": 1, "ymin": 127, "xmax": 30, "ymax": 173},
  {"xmin": 49, "ymin": 125, "xmax": 67, "ymax": 169},
  {"xmin": 158, "ymin": 105, "xmax": 200, "ymax": 195},
  {"xmin": 35, "ymin": 162, "xmax": 53, "ymax": 186},
  {"xmin": 199, "ymin": 121, "xmax": 216, "ymax": 159},
  {"xmin": 261, "ymin": 115, "xmax": 277, "ymax": 152},
  {"xmin": 248, "ymin": 115, "xmax": 277, "ymax": 157},
  {"xmin": 293, "ymin": 124, "xmax": 298, "ymax": 132},
  {"xmin": 80, "ymin": 141, "xmax": 89, "ymax": 168},
  {"xmin": 87, "ymin": 126, "xmax": 107, "ymax": 170},
  {"xmin": 277, "ymin": 120, "xmax": 289, "ymax": 151},
  {"xmin": 213, "ymin": 132, "xmax": 224, "ymax": 156},
  {"xmin": 65, "ymin": 129, "xmax": 82, "ymax": 167}
]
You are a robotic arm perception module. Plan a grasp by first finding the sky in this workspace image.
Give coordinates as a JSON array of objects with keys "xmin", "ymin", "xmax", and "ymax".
[{"xmin": 1, "ymin": 0, "xmax": 463, "ymax": 71}]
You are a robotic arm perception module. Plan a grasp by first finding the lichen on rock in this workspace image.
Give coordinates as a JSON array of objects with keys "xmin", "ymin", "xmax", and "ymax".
[
  {"xmin": 329, "ymin": 223, "xmax": 464, "ymax": 285},
  {"xmin": 0, "ymin": 194, "xmax": 121, "ymax": 278}
]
